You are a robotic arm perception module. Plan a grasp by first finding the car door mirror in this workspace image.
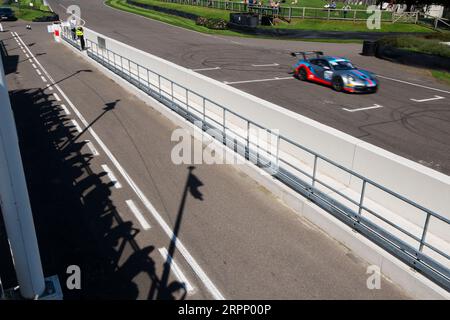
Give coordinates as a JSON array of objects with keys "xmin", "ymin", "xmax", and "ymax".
[{"xmin": 323, "ymin": 66, "xmax": 331, "ymax": 70}]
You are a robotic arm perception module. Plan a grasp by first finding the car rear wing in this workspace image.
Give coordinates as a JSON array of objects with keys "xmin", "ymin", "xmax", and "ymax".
[{"xmin": 290, "ymin": 51, "xmax": 324, "ymax": 60}]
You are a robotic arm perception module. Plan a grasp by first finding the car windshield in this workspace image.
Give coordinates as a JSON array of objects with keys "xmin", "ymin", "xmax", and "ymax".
[
  {"xmin": 0, "ymin": 8, "xmax": 12, "ymax": 14},
  {"xmin": 330, "ymin": 60, "xmax": 355, "ymax": 70}
]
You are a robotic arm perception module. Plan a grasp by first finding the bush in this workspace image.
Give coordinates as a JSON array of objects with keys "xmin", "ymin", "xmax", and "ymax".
[
  {"xmin": 379, "ymin": 35, "xmax": 450, "ymax": 58},
  {"xmin": 196, "ymin": 17, "xmax": 227, "ymax": 30}
]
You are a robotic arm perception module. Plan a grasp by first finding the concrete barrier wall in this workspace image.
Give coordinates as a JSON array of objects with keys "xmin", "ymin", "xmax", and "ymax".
[{"xmin": 82, "ymin": 28, "xmax": 450, "ymax": 243}]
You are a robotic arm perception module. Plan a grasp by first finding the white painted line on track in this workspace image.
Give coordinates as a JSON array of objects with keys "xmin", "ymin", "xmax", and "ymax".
[
  {"xmin": 251, "ymin": 63, "xmax": 279, "ymax": 67},
  {"xmin": 60, "ymin": 104, "xmax": 70, "ymax": 115},
  {"xmin": 377, "ymin": 75, "xmax": 450, "ymax": 95},
  {"xmin": 32, "ymin": 63, "xmax": 37, "ymax": 69},
  {"xmin": 40, "ymin": 75, "xmax": 47, "ymax": 82},
  {"xmin": 36, "ymin": 69, "xmax": 42, "ymax": 76},
  {"xmin": 53, "ymin": 93, "xmax": 61, "ymax": 101},
  {"xmin": 410, "ymin": 95, "xmax": 445, "ymax": 102},
  {"xmin": 84, "ymin": 140, "xmax": 99, "ymax": 156},
  {"xmin": 101, "ymin": 164, "xmax": 122, "ymax": 189},
  {"xmin": 192, "ymin": 67, "xmax": 220, "ymax": 72},
  {"xmin": 25, "ymin": 53, "xmax": 30, "ymax": 58},
  {"xmin": 71, "ymin": 119, "xmax": 83, "ymax": 133},
  {"xmin": 159, "ymin": 247, "xmax": 195, "ymax": 294},
  {"xmin": 342, "ymin": 104, "xmax": 383, "ymax": 112},
  {"xmin": 13, "ymin": 31, "xmax": 225, "ymax": 300},
  {"xmin": 224, "ymin": 76, "xmax": 293, "ymax": 85},
  {"xmin": 126, "ymin": 200, "xmax": 151, "ymax": 230}
]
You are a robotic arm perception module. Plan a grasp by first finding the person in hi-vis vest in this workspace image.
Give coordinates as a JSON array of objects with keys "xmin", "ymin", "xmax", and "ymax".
[{"xmin": 76, "ymin": 27, "xmax": 85, "ymax": 50}]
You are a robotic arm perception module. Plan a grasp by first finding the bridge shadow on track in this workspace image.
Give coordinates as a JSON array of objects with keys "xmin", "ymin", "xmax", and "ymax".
[{"xmin": 7, "ymin": 86, "xmax": 186, "ymax": 300}]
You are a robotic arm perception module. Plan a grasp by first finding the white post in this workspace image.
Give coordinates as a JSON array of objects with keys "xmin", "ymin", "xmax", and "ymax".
[{"xmin": 0, "ymin": 59, "xmax": 45, "ymax": 299}]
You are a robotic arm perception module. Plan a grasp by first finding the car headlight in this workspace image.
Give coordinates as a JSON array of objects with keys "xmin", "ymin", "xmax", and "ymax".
[{"xmin": 346, "ymin": 75, "xmax": 355, "ymax": 81}]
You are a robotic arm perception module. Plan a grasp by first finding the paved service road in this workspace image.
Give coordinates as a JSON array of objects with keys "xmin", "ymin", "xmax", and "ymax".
[
  {"xmin": 48, "ymin": 0, "xmax": 450, "ymax": 175},
  {"xmin": 0, "ymin": 21, "xmax": 408, "ymax": 299}
]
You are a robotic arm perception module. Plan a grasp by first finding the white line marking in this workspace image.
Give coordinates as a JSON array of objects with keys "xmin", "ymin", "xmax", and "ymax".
[
  {"xmin": 36, "ymin": 69, "xmax": 42, "ymax": 76},
  {"xmin": 22, "ymin": 49, "xmax": 26, "ymax": 53},
  {"xmin": 15, "ymin": 31, "xmax": 224, "ymax": 299},
  {"xmin": 25, "ymin": 53, "xmax": 30, "ymax": 58},
  {"xmin": 410, "ymin": 95, "xmax": 445, "ymax": 102},
  {"xmin": 101, "ymin": 164, "xmax": 122, "ymax": 189},
  {"xmin": 342, "ymin": 104, "xmax": 384, "ymax": 112},
  {"xmin": 53, "ymin": 93, "xmax": 61, "ymax": 101},
  {"xmin": 159, "ymin": 247, "xmax": 195, "ymax": 294},
  {"xmin": 60, "ymin": 104, "xmax": 70, "ymax": 115},
  {"xmin": 224, "ymin": 76, "xmax": 293, "ymax": 85},
  {"xmin": 32, "ymin": 63, "xmax": 37, "ymax": 69},
  {"xmin": 251, "ymin": 63, "xmax": 279, "ymax": 67},
  {"xmin": 192, "ymin": 67, "xmax": 220, "ymax": 72},
  {"xmin": 377, "ymin": 75, "xmax": 450, "ymax": 95},
  {"xmin": 84, "ymin": 140, "xmax": 99, "ymax": 156},
  {"xmin": 40, "ymin": 75, "xmax": 47, "ymax": 82},
  {"xmin": 71, "ymin": 119, "xmax": 83, "ymax": 133},
  {"xmin": 125, "ymin": 200, "xmax": 151, "ymax": 230}
]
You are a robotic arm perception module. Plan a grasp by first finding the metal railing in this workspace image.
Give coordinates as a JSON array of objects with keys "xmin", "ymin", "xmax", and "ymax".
[
  {"xmin": 129, "ymin": 0, "xmax": 418, "ymax": 22},
  {"xmin": 61, "ymin": 30, "xmax": 449, "ymax": 291}
]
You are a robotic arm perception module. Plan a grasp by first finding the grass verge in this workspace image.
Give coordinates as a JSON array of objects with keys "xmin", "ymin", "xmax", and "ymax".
[
  {"xmin": 379, "ymin": 34, "xmax": 450, "ymax": 58},
  {"xmin": 431, "ymin": 70, "xmax": 450, "ymax": 87}
]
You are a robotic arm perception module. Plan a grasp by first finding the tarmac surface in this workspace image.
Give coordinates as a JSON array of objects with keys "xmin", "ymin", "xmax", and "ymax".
[{"xmin": 0, "ymin": 20, "xmax": 409, "ymax": 299}]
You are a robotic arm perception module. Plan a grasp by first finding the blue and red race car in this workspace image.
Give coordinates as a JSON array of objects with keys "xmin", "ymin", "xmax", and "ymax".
[{"xmin": 291, "ymin": 51, "xmax": 378, "ymax": 93}]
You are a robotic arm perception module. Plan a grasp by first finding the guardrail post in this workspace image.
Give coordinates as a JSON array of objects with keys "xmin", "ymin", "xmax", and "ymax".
[
  {"xmin": 288, "ymin": 7, "xmax": 291, "ymax": 20},
  {"xmin": 327, "ymin": 9, "xmax": 330, "ymax": 20},
  {"xmin": 419, "ymin": 213, "xmax": 431, "ymax": 252},
  {"xmin": 222, "ymin": 108, "xmax": 226, "ymax": 144},
  {"xmin": 353, "ymin": 9, "xmax": 356, "ymax": 22},
  {"xmin": 311, "ymin": 155, "xmax": 317, "ymax": 188},
  {"xmin": 246, "ymin": 121, "xmax": 250, "ymax": 160},
  {"xmin": 302, "ymin": 7, "xmax": 305, "ymax": 19},
  {"xmin": 146, "ymin": 69, "xmax": 150, "ymax": 90},
  {"xmin": 358, "ymin": 180, "xmax": 366, "ymax": 218},
  {"xmin": 202, "ymin": 97, "xmax": 206, "ymax": 124},
  {"xmin": 185, "ymin": 88, "xmax": 189, "ymax": 118},
  {"xmin": 158, "ymin": 74, "xmax": 161, "ymax": 97}
]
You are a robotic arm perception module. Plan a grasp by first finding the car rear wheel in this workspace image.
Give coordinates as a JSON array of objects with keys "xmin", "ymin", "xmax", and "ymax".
[
  {"xmin": 298, "ymin": 68, "xmax": 307, "ymax": 81},
  {"xmin": 332, "ymin": 76, "xmax": 344, "ymax": 92}
]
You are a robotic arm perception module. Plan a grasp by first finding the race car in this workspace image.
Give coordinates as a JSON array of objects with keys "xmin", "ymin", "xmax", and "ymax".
[{"xmin": 291, "ymin": 51, "xmax": 378, "ymax": 93}]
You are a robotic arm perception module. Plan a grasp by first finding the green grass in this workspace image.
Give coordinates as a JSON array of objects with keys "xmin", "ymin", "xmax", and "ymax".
[
  {"xmin": 2, "ymin": 0, "xmax": 53, "ymax": 21},
  {"xmin": 123, "ymin": 0, "xmax": 431, "ymax": 32},
  {"xmin": 379, "ymin": 34, "xmax": 450, "ymax": 58},
  {"xmin": 133, "ymin": 0, "xmax": 229, "ymax": 19},
  {"xmin": 107, "ymin": 0, "xmax": 243, "ymax": 36},
  {"xmin": 431, "ymin": 70, "xmax": 450, "ymax": 87},
  {"xmin": 271, "ymin": 18, "xmax": 431, "ymax": 32}
]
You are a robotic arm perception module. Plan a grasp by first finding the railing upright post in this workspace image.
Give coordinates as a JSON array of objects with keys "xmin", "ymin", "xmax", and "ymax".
[
  {"xmin": 312, "ymin": 155, "xmax": 318, "ymax": 188},
  {"xmin": 419, "ymin": 213, "xmax": 431, "ymax": 252},
  {"xmin": 146, "ymin": 69, "xmax": 150, "ymax": 90},
  {"xmin": 353, "ymin": 9, "xmax": 356, "ymax": 22},
  {"xmin": 246, "ymin": 121, "xmax": 250, "ymax": 160},
  {"xmin": 158, "ymin": 74, "xmax": 162, "ymax": 97},
  {"xmin": 302, "ymin": 7, "xmax": 305, "ymax": 19},
  {"xmin": 202, "ymin": 97, "xmax": 206, "ymax": 124},
  {"xmin": 185, "ymin": 88, "xmax": 189, "ymax": 118},
  {"xmin": 358, "ymin": 180, "xmax": 366, "ymax": 217},
  {"xmin": 222, "ymin": 108, "xmax": 226, "ymax": 144}
]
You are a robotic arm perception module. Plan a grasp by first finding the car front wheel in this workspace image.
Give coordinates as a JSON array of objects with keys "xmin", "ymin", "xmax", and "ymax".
[{"xmin": 332, "ymin": 76, "xmax": 344, "ymax": 92}]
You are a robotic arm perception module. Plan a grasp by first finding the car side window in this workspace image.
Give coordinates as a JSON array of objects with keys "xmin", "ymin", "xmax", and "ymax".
[{"xmin": 319, "ymin": 60, "xmax": 331, "ymax": 69}]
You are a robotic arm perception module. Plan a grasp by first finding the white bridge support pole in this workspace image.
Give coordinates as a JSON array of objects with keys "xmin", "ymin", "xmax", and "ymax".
[{"xmin": 0, "ymin": 59, "xmax": 45, "ymax": 299}]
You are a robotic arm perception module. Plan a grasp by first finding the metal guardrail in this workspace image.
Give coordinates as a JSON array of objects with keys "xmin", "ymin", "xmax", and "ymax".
[
  {"xmin": 61, "ymin": 30, "xmax": 449, "ymax": 291},
  {"xmin": 129, "ymin": 0, "xmax": 418, "ymax": 23}
]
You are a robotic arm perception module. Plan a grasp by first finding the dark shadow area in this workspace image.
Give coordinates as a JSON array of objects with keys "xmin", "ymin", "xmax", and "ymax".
[
  {"xmin": 0, "ymin": 41, "xmax": 18, "ymax": 74},
  {"xmin": 8, "ymin": 86, "xmax": 186, "ymax": 299}
]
